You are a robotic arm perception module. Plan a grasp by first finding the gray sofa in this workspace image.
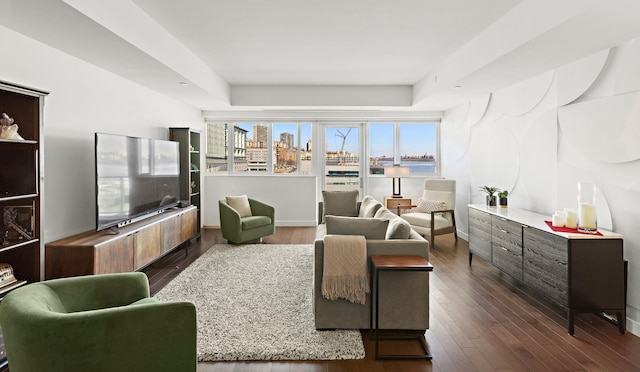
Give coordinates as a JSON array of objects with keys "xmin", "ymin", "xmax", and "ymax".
[{"xmin": 314, "ymin": 193, "xmax": 430, "ymax": 331}]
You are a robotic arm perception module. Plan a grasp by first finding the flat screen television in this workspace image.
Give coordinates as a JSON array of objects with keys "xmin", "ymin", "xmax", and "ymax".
[{"xmin": 95, "ymin": 132, "xmax": 181, "ymax": 232}]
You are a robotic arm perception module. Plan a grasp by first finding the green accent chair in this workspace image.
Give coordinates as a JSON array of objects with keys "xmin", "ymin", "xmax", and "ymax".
[
  {"xmin": 219, "ymin": 197, "xmax": 275, "ymax": 244},
  {"xmin": 0, "ymin": 272, "xmax": 197, "ymax": 372}
]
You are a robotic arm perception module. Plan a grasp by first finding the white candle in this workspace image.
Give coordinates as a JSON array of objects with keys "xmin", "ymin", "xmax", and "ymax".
[
  {"xmin": 578, "ymin": 203, "xmax": 597, "ymax": 231},
  {"xmin": 564, "ymin": 208, "xmax": 577, "ymax": 229},
  {"xmin": 552, "ymin": 211, "xmax": 566, "ymax": 227}
]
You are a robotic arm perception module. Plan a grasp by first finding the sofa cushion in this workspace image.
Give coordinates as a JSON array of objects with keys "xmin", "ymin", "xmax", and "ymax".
[
  {"xmin": 385, "ymin": 216, "xmax": 412, "ymax": 239},
  {"xmin": 359, "ymin": 196, "xmax": 383, "ymax": 218},
  {"xmin": 226, "ymin": 195, "xmax": 252, "ymax": 217},
  {"xmin": 322, "ymin": 190, "xmax": 359, "ymax": 222},
  {"xmin": 373, "ymin": 207, "xmax": 412, "ymax": 239},
  {"xmin": 325, "ymin": 215, "xmax": 388, "ymax": 240},
  {"xmin": 401, "ymin": 212, "xmax": 451, "ymax": 230},
  {"xmin": 241, "ymin": 215, "xmax": 272, "ymax": 229}
]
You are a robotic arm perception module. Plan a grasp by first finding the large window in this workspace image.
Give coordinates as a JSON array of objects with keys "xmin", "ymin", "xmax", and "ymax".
[
  {"xmin": 272, "ymin": 122, "xmax": 312, "ymax": 174},
  {"xmin": 369, "ymin": 122, "xmax": 438, "ymax": 175},
  {"xmin": 206, "ymin": 120, "xmax": 438, "ymax": 176},
  {"xmin": 205, "ymin": 122, "xmax": 311, "ymax": 175}
]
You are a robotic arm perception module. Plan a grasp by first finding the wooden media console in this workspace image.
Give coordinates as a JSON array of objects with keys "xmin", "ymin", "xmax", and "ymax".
[{"xmin": 45, "ymin": 206, "xmax": 197, "ymax": 279}]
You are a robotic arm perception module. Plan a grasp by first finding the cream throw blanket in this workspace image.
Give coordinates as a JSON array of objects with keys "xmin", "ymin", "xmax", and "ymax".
[{"xmin": 321, "ymin": 235, "xmax": 370, "ymax": 305}]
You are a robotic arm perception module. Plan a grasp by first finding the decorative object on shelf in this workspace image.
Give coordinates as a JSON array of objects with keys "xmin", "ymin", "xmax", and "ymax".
[
  {"xmin": 498, "ymin": 190, "xmax": 509, "ymax": 208},
  {"xmin": 0, "ymin": 112, "xmax": 24, "ymax": 140},
  {"xmin": 191, "ymin": 163, "xmax": 199, "ymax": 171},
  {"xmin": 384, "ymin": 165, "xmax": 410, "ymax": 198},
  {"xmin": 479, "ymin": 185, "xmax": 499, "ymax": 206},
  {"xmin": 552, "ymin": 210, "xmax": 567, "ymax": 227},
  {"xmin": 2, "ymin": 206, "xmax": 33, "ymax": 243},
  {"xmin": 577, "ymin": 182, "xmax": 597, "ymax": 234},
  {"xmin": 544, "ymin": 220, "xmax": 603, "ymax": 236},
  {"xmin": 564, "ymin": 208, "xmax": 577, "ymax": 229},
  {"xmin": 0, "ymin": 263, "xmax": 25, "ymax": 294},
  {"xmin": 190, "ymin": 180, "xmax": 197, "ymax": 192}
]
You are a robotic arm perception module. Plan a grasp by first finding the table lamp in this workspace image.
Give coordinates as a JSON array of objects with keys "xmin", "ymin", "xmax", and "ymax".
[{"xmin": 384, "ymin": 165, "xmax": 410, "ymax": 198}]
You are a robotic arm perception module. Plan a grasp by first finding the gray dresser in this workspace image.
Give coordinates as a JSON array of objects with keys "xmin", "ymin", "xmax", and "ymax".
[{"xmin": 468, "ymin": 204, "xmax": 626, "ymax": 335}]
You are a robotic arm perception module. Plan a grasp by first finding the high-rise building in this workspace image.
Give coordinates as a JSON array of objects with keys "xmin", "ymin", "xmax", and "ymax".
[
  {"xmin": 254, "ymin": 123, "xmax": 268, "ymax": 144},
  {"xmin": 280, "ymin": 132, "xmax": 294, "ymax": 149}
]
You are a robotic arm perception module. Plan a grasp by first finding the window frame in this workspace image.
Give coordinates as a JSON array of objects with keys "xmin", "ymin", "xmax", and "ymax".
[
  {"xmin": 205, "ymin": 120, "xmax": 440, "ymax": 178},
  {"xmin": 368, "ymin": 121, "xmax": 440, "ymax": 177}
]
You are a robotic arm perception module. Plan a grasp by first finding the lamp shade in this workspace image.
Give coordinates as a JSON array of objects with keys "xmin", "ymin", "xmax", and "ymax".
[{"xmin": 384, "ymin": 166, "xmax": 410, "ymax": 178}]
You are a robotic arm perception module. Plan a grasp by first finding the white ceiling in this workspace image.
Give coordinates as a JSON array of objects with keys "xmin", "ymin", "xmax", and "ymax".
[{"xmin": 2, "ymin": 0, "xmax": 640, "ymax": 112}]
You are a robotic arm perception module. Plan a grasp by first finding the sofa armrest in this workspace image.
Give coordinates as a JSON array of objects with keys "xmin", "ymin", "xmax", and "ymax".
[
  {"xmin": 249, "ymin": 198, "xmax": 275, "ymax": 221},
  {"xmin": 219, "ymin": 199, "xmax": 243, "ymax": 239},
  {"xmin": 43, "ymin": 272, "xmax": 150, "ymax": 312},
  {"xmin": 431, "ymin": 208, "xmax": 456, "ymax": 228},
  {"xmin": 24, "ymin": 301, "xmax": 196, "ymax": 372},
  {"xmin": 315, "ymin": 239, "xmax": 429, "ymax": 270}
]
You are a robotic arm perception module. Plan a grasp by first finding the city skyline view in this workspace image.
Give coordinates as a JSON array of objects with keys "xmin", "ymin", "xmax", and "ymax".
[
  {"xmin": 236, "ymin": 122, "xmax": 436, "ymax": 159},
  {"xmin": 206, "ymin": 122, "xmax": 438, "ymax": 179}
]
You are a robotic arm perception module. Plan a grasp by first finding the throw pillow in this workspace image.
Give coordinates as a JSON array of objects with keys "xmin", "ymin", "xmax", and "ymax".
[
  {"xmin": 374, "ymin": 207, "xmax": 396, "ymax": 220},
  {"xmin": 226, "ymin": 195, "xmax": 252, "ymax": 217},
  {"xmin": 416, "ymin": 198, "xmax": 446, "ymax": 213},
  {"xmin": 421, "ymin": 190, "xmax": 453, "ymax": 209},
  {"xmin": 358, "ymin": 195, "xmax": 375, "ymax": 217},
  {"xmin": 322, "ymin": 190, "xmax": 359, "ymax": 222},
  {"xmin": 325, "ymin": 215, "xmax": 389, "ymax": 240},
  {"xmin": 385, "ymin": 217, "xmax": 412, "ymax": 239},
  {"xmin": 359, "ymin": 198, "xmax": 383, "ymax": 218}
]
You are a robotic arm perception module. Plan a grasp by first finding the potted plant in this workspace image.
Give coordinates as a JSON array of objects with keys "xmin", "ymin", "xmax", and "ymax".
[
  {"xmin": 479, "ymin": 186, "xmax": 499, "ymax": 206},
  {"xmin": 498, "ymin": 190, "xmax": 509, "ymax": 208}
]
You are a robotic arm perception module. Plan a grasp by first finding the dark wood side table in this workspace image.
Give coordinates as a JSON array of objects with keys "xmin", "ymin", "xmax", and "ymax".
[{"xmin": 370, "ymin": 255, "xmax": 433, "ymax": 360}]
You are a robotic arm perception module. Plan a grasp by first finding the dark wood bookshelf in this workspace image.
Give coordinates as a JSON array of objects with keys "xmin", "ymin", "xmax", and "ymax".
[{"xmin": 0, "ymin": 81, "xmax": 48, "ymax": 370}]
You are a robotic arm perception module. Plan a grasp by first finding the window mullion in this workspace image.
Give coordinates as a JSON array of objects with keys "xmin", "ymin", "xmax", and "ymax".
[{"xmin": 394, "ymin": 122, "xmax": 401, "ymax": 164}]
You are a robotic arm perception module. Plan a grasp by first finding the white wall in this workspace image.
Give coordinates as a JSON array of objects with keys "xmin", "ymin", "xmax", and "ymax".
[
  {"xmin": 441, "ymin": 37, "xmax": 640, "ymax": 335},
  {"xmin": 203, "ymin": 176, "xmax": 317, "ymax": 226},
  {"xmin": 202, "ymin": 174, "xmax": 429, "ymax": 227},
  {"xmin": 0, "ymin": 25, "xmax": 204, "ymax": 242}
]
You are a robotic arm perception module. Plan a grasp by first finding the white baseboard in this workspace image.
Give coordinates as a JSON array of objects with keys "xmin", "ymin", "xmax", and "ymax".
[
  {"xmin": 626, "ymin": 317, "xmax": 640, "ymax": 337},
  {"xmin": 203, "ymin": 220, "xmax": 317, "ymax": 229},
  {"xmin": 276, "ymin": 220, "xmax": 317, "ymax": 227}
]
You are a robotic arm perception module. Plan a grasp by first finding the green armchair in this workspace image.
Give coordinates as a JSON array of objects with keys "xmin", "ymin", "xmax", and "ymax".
[
  {"xmin": 0, "ymin": 272, "xmax": 197, "ymax": 372},
  {"xmin": 219, "ymin": 197, "xmax": 275, "ymax": 244}
]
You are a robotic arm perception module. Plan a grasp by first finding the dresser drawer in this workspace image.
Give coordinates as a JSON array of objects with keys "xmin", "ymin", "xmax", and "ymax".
[
  {"xmin": 469, "ymin": 208, "xmax": 492, "ymax": 262},
  {"xmin": 523, "ymin": 226, "xmax": 568, "ymax": 306},
  {"xmin": 492, "ymin": 216, "xmax": 523, "ymax": 280}
]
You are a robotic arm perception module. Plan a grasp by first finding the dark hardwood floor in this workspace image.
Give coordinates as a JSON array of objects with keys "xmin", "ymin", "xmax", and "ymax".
[{"xmin": 143, "ymin": 227, "xmax": 640, "ymax": 372}]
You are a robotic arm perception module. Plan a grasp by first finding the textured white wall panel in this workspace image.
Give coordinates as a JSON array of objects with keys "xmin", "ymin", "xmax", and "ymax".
[
  {"xmin": 614, "ymin": 38, "xmax": 640, "ymax": 95},
  {"xmin": 468, "ymin": 118, "xmax": 519, "ymax": 200},
  {"xmin": 558, "ymin": 91, "xmax": 640, "ymax": 163},
  {"xmin": 442, "ymin": 126, "xmax": 471, "ymax": 163},
  {"xmin": 467, "ymin": 94, "xmax": 491, "ymax": 127},
  {"xmin": 518, "ymin": 109, "xmax": 558, "ymax": 215},
  {"xmin": 448, "ymin": 100, "xmax": 470, "ymax": 131},
  {"xmin": 582, "ymin": 44, "xmax": 627, "ymax": 99},
  {"xmin": 556, "ymin": 49, "xmax": 609, "ymax": 106},
  {"xmin": 492, "ymin": 71, "xmax": 555, "ymax": 117}
]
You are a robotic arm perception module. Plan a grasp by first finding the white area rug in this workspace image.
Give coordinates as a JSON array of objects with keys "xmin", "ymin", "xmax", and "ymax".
[{"xmin": 155, "ymin": 244, "xmax": 365, "ymax": 361}]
